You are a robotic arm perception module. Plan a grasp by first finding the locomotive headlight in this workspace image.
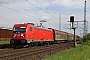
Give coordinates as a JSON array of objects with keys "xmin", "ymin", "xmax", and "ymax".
[
  {"xmin": 21, "ymin": 34, "xmax": 25, "ymax": 37},
  {"xmin": 21, "ymin": 34, "xmax": 23, "ymax": 36}
]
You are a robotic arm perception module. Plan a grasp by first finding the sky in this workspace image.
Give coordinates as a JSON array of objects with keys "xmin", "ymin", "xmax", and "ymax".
[{"xmin": 0, "ymin": 0, "xmax": 90, "ymax": 37}]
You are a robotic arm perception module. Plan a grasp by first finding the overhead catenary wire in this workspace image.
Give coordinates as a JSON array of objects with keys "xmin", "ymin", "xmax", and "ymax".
[
  {"xmin": 34, "ymin": 0, "xmax": 45, "ymax": 8},
  {"xmin": 10, "ymin": 2, "xmax": 27, "ymax": 11},
  {"xmin": 34, "ymin": 0, "xmax": 49, "ymax": 10},
  {"xmin": 0, "ymin": 4, "xmax": 57, "ymax": 28},
  {"xmin": 36, "ymin": 0, "xmax": 61, "ymax": 15},
  {"xmin": 26, "ymin": 0, "xmax": 59, "ymax": 20},
  {"xmin": 0, "ymin": 4, "xmax": 39, "ymax": 20},
  {"xmin": 34, "ymin": 0, "xmax": 54, "ymax": 15},
  {"xmin": 1, "ymin": 1, "xmax": 59, "ymax": 20},
  {"xmin": 33, "ymin": 0, "xmax": 64, "ymax": 29},
  {"xmin": 0, "ymin": 1, "xmax": 61, "ymax": 29}
]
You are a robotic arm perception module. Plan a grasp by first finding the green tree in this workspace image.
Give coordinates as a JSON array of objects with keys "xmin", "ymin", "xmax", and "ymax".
[
  {"xmin": 82, "ymin": 33, "xmax": 90, "ymax": 42},
  {"xmin": 87, "ymin": 33, "xmax": 90, "ymax": 40}
]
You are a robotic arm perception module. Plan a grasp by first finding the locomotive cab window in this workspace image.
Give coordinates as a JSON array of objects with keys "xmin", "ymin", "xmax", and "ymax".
[
  {"xmin": 30, "ymin": 27, "xmax": 32, "ymax": 32},
  {"xmin": 13, "ymin": 26, "xmax": 26, "ymax": 32}
]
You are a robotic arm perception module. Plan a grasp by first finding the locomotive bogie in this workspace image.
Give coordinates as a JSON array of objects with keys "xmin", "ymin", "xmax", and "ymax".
[{"xmin": 10, "ymin": 39, "xmax": 27, "ymax": 45}]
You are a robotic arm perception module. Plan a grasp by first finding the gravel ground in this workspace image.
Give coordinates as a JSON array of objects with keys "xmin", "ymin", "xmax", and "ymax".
[{"xmin": 0, "ymin": 43, "xmax": 73, "ymax": 60}]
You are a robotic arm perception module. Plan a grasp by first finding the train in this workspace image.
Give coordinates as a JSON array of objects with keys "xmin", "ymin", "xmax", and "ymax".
[{"xmin": 10, "ymin": 23, "xmax": 80, "ymax": 46}]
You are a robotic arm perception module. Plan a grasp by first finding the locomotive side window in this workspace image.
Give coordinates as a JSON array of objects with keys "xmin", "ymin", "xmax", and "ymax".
[{"xmin": 30, "ymin": 27, "xmax": 32, "ymax": 32}]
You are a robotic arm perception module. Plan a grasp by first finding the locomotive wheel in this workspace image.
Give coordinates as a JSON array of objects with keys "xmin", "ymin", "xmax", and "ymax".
[{"xmin": 45, "ymin": 42, "xmax": 50, "ymax": 47}]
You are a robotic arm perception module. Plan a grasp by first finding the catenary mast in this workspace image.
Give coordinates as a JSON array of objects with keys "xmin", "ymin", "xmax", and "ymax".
[{"xmin": 83, "ymin": 0, "xmax": 87, "ymax": 41}]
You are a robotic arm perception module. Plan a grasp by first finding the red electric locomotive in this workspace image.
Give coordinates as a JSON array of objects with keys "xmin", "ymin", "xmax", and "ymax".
[{"xmin": 10, "ymin": 23, "xmax": 54, "ymax": 46}]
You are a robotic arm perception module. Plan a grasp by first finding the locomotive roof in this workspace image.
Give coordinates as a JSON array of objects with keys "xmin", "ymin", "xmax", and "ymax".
[
  {"xmin": 35, "ymin": 26, "xmax": 52, "ymax": 30},
  {"xmin": 14, "ymin": 23, "xmax": 34, "ymax": 25},
  {"xmin": 14, "ymin": 23, "xmax": 52, "ymax": 30}
]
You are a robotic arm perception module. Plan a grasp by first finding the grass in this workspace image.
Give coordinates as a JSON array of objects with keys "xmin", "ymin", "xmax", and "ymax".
[
  {"xmin": 0, "ymin": 41, "xmax": 10, "ymax": 45},
  {"xmin": 43, "ymin": 41, "xmax": 90, "ymax": 60}
]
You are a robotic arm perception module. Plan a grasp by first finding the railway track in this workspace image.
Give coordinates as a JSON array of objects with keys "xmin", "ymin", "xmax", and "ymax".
[{"xmin": 0, "ymin": 43, "xmax": 73, "ymax": 60}]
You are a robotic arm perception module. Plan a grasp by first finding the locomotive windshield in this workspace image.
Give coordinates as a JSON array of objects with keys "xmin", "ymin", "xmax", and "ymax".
[{"xmin": 13, "ymin": 26, "xmax": 26, "ymax": 32}]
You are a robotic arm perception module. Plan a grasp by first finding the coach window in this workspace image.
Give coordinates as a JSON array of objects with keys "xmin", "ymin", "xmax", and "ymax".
[{"xmin": 30, "ymin": 27, "xmax": 32, "ymax": 32}]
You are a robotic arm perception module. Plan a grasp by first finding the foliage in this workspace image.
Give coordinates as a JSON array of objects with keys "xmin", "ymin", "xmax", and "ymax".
[
  {"xmin": 43, "ymin": 41, "xmax": 90, "ymax": 60},
  {"xmin": 82, "ymin": 33, "xmax": 90, "ymax": 42},
  {"xmin": 87, "ymin": 33, "xmax": 90, "ymax": 40}
]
